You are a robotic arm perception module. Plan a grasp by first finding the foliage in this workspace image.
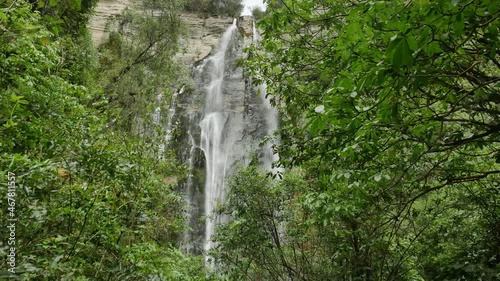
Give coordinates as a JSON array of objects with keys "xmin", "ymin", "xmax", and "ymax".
[
  {"xmin": 250, "ymin": 5, "xmax": 265, "ymax": 21},
  {"xmin": 27, "ymin": 0, "xmax": 97, "ymax": 35},
  {"xmin": 183, "ymin": 0, "xmax": 243, "ymax": 18},
  {"xmin": 224, "ymin": 0, "xmax": 500, "ymax": 280},
  {"xmin": 183, "ymin": 0, "xmax": 210, "ymax": 15},
  {"xmin": 212, "ymin": 165, "xmax": 339, "ymax": 280},
  {"xmin": 0, "ymin": 1, "xmax": 211, "ymax": 280},
  {"xmin": 95, "ymin": 0, "xmax": 190, "ymax": 132}
]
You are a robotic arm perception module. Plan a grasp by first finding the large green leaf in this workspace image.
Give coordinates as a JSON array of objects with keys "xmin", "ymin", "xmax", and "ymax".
[{"xmin": 392, "ymin": 37, "xmax": 414, "ymax": 69}]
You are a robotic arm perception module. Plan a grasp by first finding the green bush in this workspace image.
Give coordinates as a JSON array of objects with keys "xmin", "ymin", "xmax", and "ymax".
[
  {"xmin": 184, "ymin": 0, "xmax": 243, "ymax": 17},
  {"xmin": 0, "ymin": 1, "xmax": 211, "ymax": 280}
]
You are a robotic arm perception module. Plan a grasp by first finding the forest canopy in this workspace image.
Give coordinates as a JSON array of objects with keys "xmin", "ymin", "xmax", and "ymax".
[
  {"xmin": 212, "ymin": 0, "xmax": 500, "ymax": 280},
  {"xmin": 0, "ymin": 0, "xmax": 210, "ymax": 279},
  {"xmin": 183, "ymin": 0, "xmax": 244, "ymax": 17}
]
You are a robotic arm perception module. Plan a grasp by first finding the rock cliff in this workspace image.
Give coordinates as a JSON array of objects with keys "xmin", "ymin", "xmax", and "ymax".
[
  {"xmin": 87, "ymin": 1, "xmax": 239, "ymax": 64},
  {"xmin": 88, "ymin": 0, "xmax": 132, "ymax": 45},
  {"xmin": 176, "ymin": 14, "xmax": 234, "ymax": 63}
]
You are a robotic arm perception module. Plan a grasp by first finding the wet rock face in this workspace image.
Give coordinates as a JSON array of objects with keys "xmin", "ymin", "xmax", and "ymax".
[
  {"xmin": 175, "ymin": 17, "xmax": 276, "ymax": 254},
  {"xmin": 176, "ymin": 14, "xmax": 234, "ymax": 64},
  {"xmin": 238, "ymin": 15, "xmax": 254, "ymax": 37}
]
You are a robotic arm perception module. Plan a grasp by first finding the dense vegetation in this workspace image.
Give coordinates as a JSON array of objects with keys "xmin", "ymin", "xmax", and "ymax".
[
  {"xmin": 213, "ymin": 0, "xmax": 500, "ymax": 280},
  {"xmin": 184, "ymin": 0, "xmax": 243, "ymax": 17},
  {"xmin": 2, "ymin": 0, "xmax": 499, "ymax": 280},
  {"xmin": 0, "ymin": 0, "xmax": 210, "ymax": 279},
  {"xmin": 250, "ymin": 5, "xmax": 265, "ymax": 21}
]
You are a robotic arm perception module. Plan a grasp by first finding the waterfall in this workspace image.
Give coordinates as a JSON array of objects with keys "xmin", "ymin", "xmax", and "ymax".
[
  {"xmin": 165, "ymin": 87, "xmax": 182, "ymax": 144},
  {"xmin": 156, "ymin": 87, "xmax": 181, "ymax": 159},
  {"xmin": 177, "ymin": 17, "xmax": 281, "ymax": 258},
  {"xmin": 253, "ymin": 21, "xmax": 281, "ymax": 174},
  {"xmin": 180, "ymin": 111, "xmax": 199, "ymax": 253},
  {"xmin": 199, "ymin": 19, "xmax": 237, "ymax": 256}
]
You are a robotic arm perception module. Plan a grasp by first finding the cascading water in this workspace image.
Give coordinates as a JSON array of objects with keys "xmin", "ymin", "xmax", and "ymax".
[
  {"xmin": 252, "ymin": 21, "xmax": 281, "ymax": 173},
  {"xmin": 199, "ymin": 19, "xmax": 237, "ymax": 255},
  {"xmin": 156, "ymin": 87, "xmax": 181, "ymax": 159},
  {"xmin": 180, "ymin": 111, "xmax": 200, "ymax": 254},
  {"xmin": 177, "ymin": 16, "xmax": 281, "ymax": 258}
]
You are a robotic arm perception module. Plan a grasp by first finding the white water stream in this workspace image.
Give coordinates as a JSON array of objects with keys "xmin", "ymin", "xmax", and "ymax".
[
  {"xmin": 191, "ymin": 18, "xmax": 281, "ymax": 259},
  {"xmin": 199, "ymin": 19, "xmax": 237, "ymax": 255},
  {"xmin": 252, "ymin": 22, "xmax": 281, "ymax": 174}
]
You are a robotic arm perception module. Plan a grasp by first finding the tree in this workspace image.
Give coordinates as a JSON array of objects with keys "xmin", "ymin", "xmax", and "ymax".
[
  {"xmin": 0, "ymin": 1, "xmax": 211, "ymax": 279},
  {"xmin": 95, "ymin": 0, "xmax": 188, "ymax": 132},
  {"xmin": 27, "ymin": 0, "xmax": 98, "ymax": 35},
  {"xmin": 250, "ymin": 5, "xmax": 265, "ymax": 21},
  {"xmin": 183, "ymin": 0, "xmax": 243, "ymax": 17},
  {"xmin": 212, "ymin": 165, "xmax": 332, "ymax": 280},
  {"xmin": 236, "ymin": 0, "xmax": 500, "ymax": 279}
]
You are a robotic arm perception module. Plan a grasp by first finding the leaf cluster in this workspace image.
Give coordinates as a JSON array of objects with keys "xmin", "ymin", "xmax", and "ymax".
[
  {"xmin": 0, "ymin": 1, "xmax": 211, "ymax": 279},
  {"xmin": 226, "ymin": 0, "xmax": 500, "ymax": 279}
]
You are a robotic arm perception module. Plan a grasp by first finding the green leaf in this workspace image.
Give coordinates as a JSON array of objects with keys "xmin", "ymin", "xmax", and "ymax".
[
  {"xmin": 453, "ymin": 13, "xmax": 464, "ymax": 35},
  {"xmin": 489, "ymin": 45, "xmax": 496, "ymax": 59},
  {"xmin": 488, "ymin": 2, "xmax": 499, "ymax": 14},
  {"xmin": 406, "ymin": 36, "xmax": 418, "ymax": 51},
  {"xmin": 3, "ymin": 120, "xmax": 17, "ymax": 128},
  {"xmin": 0, "ymin": 11, "xmax": 7, "ymax": 23},
  {"xmin": 424, "ymin": 41, "xmax": 443, "ymax": 56},
  {"xmin": 10, "ymin": 94, "xmax": 24, "ymax": 102},
  {"xmin": 386, "ymin": 36, "xmax": 402, "ymax": 57},
  {"xmin": 310, "ymin": 117, "xmax": 325, "ymax": 136},
  {"xmin": 392, "ymin": 38, "xmax": 413, "ymax": 68}
]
